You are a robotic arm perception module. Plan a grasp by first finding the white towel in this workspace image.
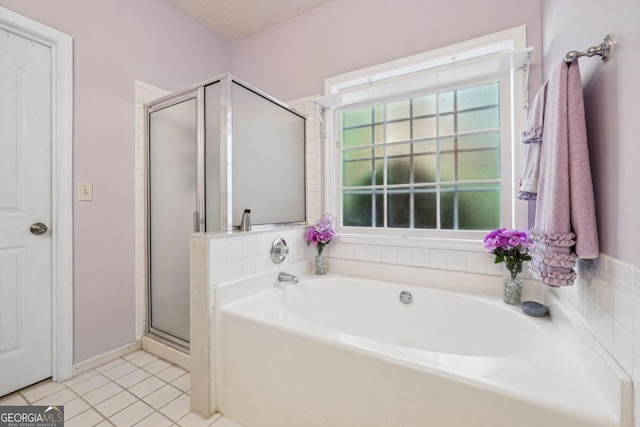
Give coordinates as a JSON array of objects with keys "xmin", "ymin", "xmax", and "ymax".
[{"xmin": 518, "ymin": 82, "xmax": 548, "ymax": 200}]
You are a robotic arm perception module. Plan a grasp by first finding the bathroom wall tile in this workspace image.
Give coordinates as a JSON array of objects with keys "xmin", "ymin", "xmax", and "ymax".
[
  {"xmin": 597, "ymin": 306, "xmax": 615, "ymax": 355},
  {"xmin": 485, "ymin": 258, "xmax": 505, "ymax": 276},
  {"xmin": 135, "ymin": 126, "xmax": 144, "ymax": 150},
  {"xmin": 135, "ymin": 252, "xmax": 144, "ymax": 274},
  {"xmin": 135, "ymin": 230, "xmax": 145, "ymax": 253},
  {"xmin": 255, "ymin": 234, "xmax": 272, "ymax": 255},
  {"xmin": 210, "ymin": 240, "xmax": 228, "ymax": 264},
  {"xmin": 572, "ymin": 279, "xmax": 587, "ymax": 319},
  {"xmin": 382, "ymin": 246, "xmax": 397, "ymax": 264},
  {"xmin": 255, "ymin": 235, "xmax": 272, "ymax": 255},
  {"xmin": 135, "ymin": 272, "xmax": 145, "ymax": 294},
  {"xmin": 255, "ymin": 254, "xmax": 269, "ymax": 275},
  {"xmin": 134, "ymin": 166, "xmax": 146, "ymax": 194},
  {"xmin": 598, "ymin": 275, "xmax": 615, "ymax": 316},
  {"xmin": 135, "ymin": 211, "xmax": 145, "ymax": 233},
  {"xmin": 242, "ymin": 237, "xmax": 256, "ymax": 258},
  {"xmin": 290, "ymin": 247, "xmax": 305, "ymax": 263},
  {"xmin": 395, "ymin": 247, "xmax": 413, "ymax": 266},
  {"xmin": 446, "ymin": 251, "xmax": 466, "ymax": 272},
  {"xmin": 227, "ymin": 260, "xmax": 243, "ymax": 282},
  {"xmin": 210, "ymin": 262, "xmax": 228, "ymax": 286},
  {"xmin": 227, "ymin": 239, "xmax": 243, "ymax": 261},
  {"xmin": 632, "ymin": 291, "xmax": 640, "ymax": 356},
  {"xmin": 560, "ymin": 285, "xmax": 578, "ymax": 314},
  {"xmin": 353, "ymin": 244, "xmax": 368, "ymax": 261},
  {"xmin": 634, "ymin": 354, "xmax": 640, "ymax": 426},
  {"xmin": 242, "ymin": 257, "xmax": 256, "ymax": 277},
  {"xmin": 429, "ymin": 249, "xmax": 447, "ymax": 270},
  {"xmin": 135, "ymin": 148, "xmax": 144, "ymax": 171},
  {"xmin": 609, "ymin": 257, "xmax": 634, "ymax": 287},
  {"xmin": 412, "ymin": 248, "xmax": 429, "ymax": 268},
  {"xmin": 614, "ymin": 321, "xmax": 633, "ymax": 375},
  {"xmin": 366, "ymin": 245, "xmax": 383, "ymax": 263},
  {"xmin": 584, "ymin": 291, "xmax": 599, "ymax": 336},
  {"xmin": 615, "ymin": 281, "xmax": 635, "ymax": 331},
  {"xmin": 326, "ymin": 242, "xmax": 340, "ymax": 259},
  {"xmin": 465, "ymin": 252, "xmax": 487, "ymax": 274}
]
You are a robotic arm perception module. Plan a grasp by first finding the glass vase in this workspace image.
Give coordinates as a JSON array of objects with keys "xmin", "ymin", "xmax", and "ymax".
[
  {"xmin": 314, "ymin": 254, "xmax": 327, "ymax": 275},
  {"xmin": 503, "ymin": 277, "xmax": 522, "ymax": 305}
]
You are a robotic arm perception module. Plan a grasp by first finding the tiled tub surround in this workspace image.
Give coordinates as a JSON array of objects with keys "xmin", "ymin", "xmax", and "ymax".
[
  {"xmin": 190, "ymin": 227, "xmax": 311, "ymax": 417},
  {"xmin": 191, "ymin": 227, "xmax": 632, "ymax": 425},
  {"xmin": 553, "ymin": 255, "xmax": 640, "ymax": 426}
]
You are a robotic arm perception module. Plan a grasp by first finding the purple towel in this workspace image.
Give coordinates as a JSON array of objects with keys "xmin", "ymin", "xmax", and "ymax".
[
  {"xmin": 518, "ymin": 82, "xmax": 548, "ymax": 200},
  {"xmin": 529, "ymin": 61, "xmax": 599, "ymax": 287}
]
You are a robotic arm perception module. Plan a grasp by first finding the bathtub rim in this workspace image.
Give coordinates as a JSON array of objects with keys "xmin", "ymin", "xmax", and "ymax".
[{"xmin": 215, "ymin": 258, "xmax": 632, "ymax": 426}]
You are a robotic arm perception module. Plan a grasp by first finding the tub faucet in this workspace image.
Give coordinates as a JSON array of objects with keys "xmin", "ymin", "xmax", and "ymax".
[{"xmin": 278, "ymin": 272, "xmax": 299, "ymax": 284}]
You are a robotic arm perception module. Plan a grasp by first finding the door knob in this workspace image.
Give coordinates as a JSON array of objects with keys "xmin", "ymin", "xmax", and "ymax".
[{"xmin": 30, "ymin": 223, "xmax": 48, "ymax": 235}]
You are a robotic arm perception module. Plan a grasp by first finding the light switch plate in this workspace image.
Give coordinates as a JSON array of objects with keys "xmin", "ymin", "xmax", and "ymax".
[{"xmin": 78, "ymin": 181, "xmax": 93, "ymax": 201}]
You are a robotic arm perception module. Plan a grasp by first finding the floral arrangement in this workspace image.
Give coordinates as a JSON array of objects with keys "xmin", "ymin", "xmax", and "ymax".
[
  {"xmin": 483, "ymin": 228, "xmax": 532, "ymax": 280},
  {"xmin": 305, "ymin": 213, "xmax": 336, "ymax": 256}
]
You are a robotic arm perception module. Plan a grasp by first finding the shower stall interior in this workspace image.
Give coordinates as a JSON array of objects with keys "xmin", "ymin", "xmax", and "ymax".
[{"xmin": 146, "ymin": 75, "xmax": 306, "ymax": 348}]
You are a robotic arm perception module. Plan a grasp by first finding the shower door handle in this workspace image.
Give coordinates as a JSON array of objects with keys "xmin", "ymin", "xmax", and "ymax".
[{"xmin": 193, "ymin": 211, "xmax": 200, "ymax": 233}]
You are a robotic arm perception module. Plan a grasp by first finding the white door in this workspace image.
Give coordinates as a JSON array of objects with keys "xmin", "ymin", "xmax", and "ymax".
[{"xmin": 0, "ymin": 25, "xmax": 53, "ymax": 396}]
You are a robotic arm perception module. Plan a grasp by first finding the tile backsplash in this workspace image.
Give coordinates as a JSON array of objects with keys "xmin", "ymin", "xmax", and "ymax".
[{"xmin": 551, "ymin": 254, "xmax": 640, "ymax": 425}]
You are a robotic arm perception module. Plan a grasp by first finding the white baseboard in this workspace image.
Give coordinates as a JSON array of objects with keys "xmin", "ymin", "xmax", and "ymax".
[
  {"xmin": 142, "ymin": 335, "xmax": 190, "ymax": 371},
  {"xmin": 72, "ymin": 341, "xmax": 142, "ymax": 376}
]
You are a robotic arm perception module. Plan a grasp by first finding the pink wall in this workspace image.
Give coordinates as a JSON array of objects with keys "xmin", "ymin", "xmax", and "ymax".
[
  {"xmin": 0, "ymin": 0, "xmax": 231, "ymax": 362},
  {"xmin": 541, "ymin": 0, "xmax": 640, "ymax": 268},
  {"xmin": 231, "ymin": 0, "xmax": 543, "ymax": 102}
]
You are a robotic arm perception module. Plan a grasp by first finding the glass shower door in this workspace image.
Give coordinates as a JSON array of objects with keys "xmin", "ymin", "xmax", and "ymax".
[{"xmin": 147, "ymin": 94, "xmax": 197, "ymax": 347}]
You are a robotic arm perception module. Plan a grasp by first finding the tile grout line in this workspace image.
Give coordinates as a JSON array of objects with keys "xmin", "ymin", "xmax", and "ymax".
[{"xmin": 1, "ymin": 351, "xmax": 227, "ymax": 427}]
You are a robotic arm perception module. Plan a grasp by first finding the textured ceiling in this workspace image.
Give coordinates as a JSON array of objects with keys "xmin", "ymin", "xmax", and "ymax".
[{"xmin": 165, "ymin": 0, "xmax": 335, "ymax": 41}]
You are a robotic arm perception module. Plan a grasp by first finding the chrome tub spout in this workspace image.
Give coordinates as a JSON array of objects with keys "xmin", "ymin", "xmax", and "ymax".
[{"xmin": 278, "ymin": 272, "xmax": 299, "ymax": 284}]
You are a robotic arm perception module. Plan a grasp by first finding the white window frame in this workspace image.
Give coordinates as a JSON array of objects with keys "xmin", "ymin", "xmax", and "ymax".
[{"xmin": 319, "ymin": 26, "xmax": 529, "ymax": 247}]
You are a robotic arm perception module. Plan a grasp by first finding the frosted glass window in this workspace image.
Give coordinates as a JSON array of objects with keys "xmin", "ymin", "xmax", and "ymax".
[
  {"xmin": 341, "ymin": 82, "xmax": 501, "ymax": 231},
  {"xmin": 231, "ymin": 83, "xmax": 306, "ymax": 227},
  {"xmin": 386, "ymin": 121, "xmax": 410, "ymax": 143}
]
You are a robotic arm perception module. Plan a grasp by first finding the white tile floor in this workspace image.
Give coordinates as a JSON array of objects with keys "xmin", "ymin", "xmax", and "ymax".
[{"xmin": 0, "ymin": 351, "xmax": 244, "ymax": 427}]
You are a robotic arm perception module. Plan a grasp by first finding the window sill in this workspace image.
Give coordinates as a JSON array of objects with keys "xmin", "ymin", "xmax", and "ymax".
[{"xmin": 334, "ymin": 232, "xmax": 486, "ymax": 252}]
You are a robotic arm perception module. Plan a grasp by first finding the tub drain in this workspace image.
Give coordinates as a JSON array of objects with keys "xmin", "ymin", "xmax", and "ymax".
[{"xmin": 399, "ymin": 291, "xmax": 413, "ymax": 305}]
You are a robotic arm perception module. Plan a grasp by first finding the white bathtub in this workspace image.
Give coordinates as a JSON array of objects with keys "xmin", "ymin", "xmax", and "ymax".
[{"xmin": 217, "ymin": 271, "xmax": 630, "ymax": 427}]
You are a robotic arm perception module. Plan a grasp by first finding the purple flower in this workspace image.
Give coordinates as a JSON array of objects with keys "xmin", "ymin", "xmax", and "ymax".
[
  {"xmin": 305, "ymin": 213, "xmax": 336, "ymax": 255},
  {"xmin": 483, "ymin": 228, "xmax": 532, "ymax": 280}
]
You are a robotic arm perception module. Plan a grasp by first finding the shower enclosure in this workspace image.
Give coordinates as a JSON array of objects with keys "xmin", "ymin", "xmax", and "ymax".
[{"xmin": 146, "ymin": 75, "xmax": 306, "ymax": 348}]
